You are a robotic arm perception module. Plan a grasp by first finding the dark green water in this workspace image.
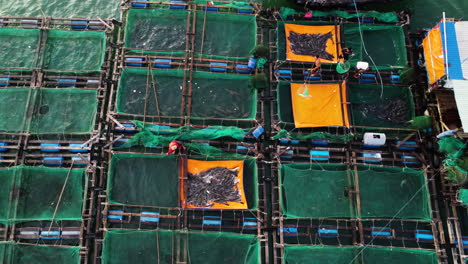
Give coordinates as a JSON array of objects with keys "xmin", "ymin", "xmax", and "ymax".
[
  {"xmin": 0, "ymin": 0, "xmax": 466, "ymax": 30},
  {"xmin": 367, "ymin": 0, "xmax": 468, "ymax": 31}
]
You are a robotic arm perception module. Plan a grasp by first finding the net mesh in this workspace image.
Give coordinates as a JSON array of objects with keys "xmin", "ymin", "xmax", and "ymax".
[
  {"xmin": 348, "ymin": 83, "xmax": 415, "ymax": 128},
  {"xmin": 0, "ymin": 243, "xmax": 80, "ymax": 264},
  {"xmin": 284, "ymin": 246, "xmax": 439, "ymax": 264},
  {"xmin": 0, "ymin": 28, "xmax": 105, "ymax": 72},
  {"xmin": 278, "ymin": 8, "xmax": 400, "ymax": 23},
  {"xmin": 0, "ymin": 28, "xmax": 39, "ymax": 70},
  {"xmin": 343, "ymin": 24, "xmax": 407, "ymax": 70},
  {"xmin": 0, "ymin": 88, "xmax": 98, "ymax": 134},
  {"xmin": 116, "ymin": 69, "xmax": 256, "ymax": 120},
  {"xmin": 102, "ymin": 230, "xmax": 260, "ymax": 264},
  {"xmin": 107, "ymin": 153, "xmax": 180, "ymax": 207},
  {"xmin": 281, "ymin": 164, "xmax": 354, "ymax": 218},
  {"xmin": 280, "ymin": 164, "xmax": 431, "ymax": 220},
  {"xmin": 125, "ymin": 9, "xmax": 188, "ymax": 53},
  {"xmin": 42, "ymin": 30, "xmax": 106, "ymax": 72},
  {"xmin": 194, "ymin": 12, "xmax": 256, "ymax": 58},
  {"xmin": 0, "ymin": 166, "xmax": 85, "ymax": 223}
]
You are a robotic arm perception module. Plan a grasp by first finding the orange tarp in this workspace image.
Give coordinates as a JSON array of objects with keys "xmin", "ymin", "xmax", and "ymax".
[
  {"xmin": 422, "ymin": 28, "xmax": 445, "ymax": 85},
  {"xmin": 290, "ymin": 82, "xmax": 349, "ymax": 128},
  {"xmin": 181, "ymin": 159, "xmax": 248, "ymax": 209},
  {"xmin": 285, "ymin": 24, "xmax": 342, "ymax": 63}
]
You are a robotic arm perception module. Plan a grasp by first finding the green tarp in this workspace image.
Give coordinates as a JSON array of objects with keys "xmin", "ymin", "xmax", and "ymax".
[
  {"xmin": 102, "ymin": 230, "xmax": 260, "ymax": 264},
  {"xmin": 0, "ymin": 88, "xmax": 98, "ymax": 134},
  {"xmin": 0, "ymin": 166, "xmax": 85, "ymax": 223}
]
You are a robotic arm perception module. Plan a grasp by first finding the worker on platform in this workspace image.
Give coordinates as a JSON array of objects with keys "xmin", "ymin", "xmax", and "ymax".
[
  {"xmin": 307, "ymin": 56, "xmax": 321, "ymax": 77},
  {"xmin": 167, "ymin": 140, "xmax": 186, "ymax": 155}
]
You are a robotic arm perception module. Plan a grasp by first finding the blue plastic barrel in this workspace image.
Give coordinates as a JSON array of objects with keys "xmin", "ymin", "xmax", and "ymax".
[
  {"xmin": 243, "ymin": 218, "xmax": 257, "ymax": 229},
  {"xmin": 41, "ymin": 231, "xmax": 61, "ymax": 240},
  {"xmin": 415, "ymin": 230, "xmax": 434, "ymax": 241},
  {"xmin": 252, "ymin": 126, "xmax": 264, "ymax": 138},
  {"xmin": 153, "ymin": 58, "xmax": 172, "ymax": 69},
  {"xmin": 210, "ymin": 62, "xmax": 228, "ymax": 72},
  {"xmin": 371, "ymin": 227, "xmax": 392, "ymax": 237},
  {"xmin": 310, "ymin": 150, "xmax": 329, "ymax": 161},
  {"xmin": 43, "ymin": 157, "xmax": 64, "ymax": 165},
  {"xmin": 69, "ymin": 143, "xmax": 89, "ymax": 153},
  {"xmin": 280, "ymin": 149, "xmax": 294, "ymax": 159},
  {"xmin": 149, "ymin": 125, "xmax": 172, "ymax": 134},
  {"xmin": 277, "ymin": 69, "xmax": 292, "ymax": 79},
  {"xmin": 202, "ymin": 6, "xmax": 218, "ymax": 12},
  {"xmin": 125, "ymin": 57, "xmax": 144, "ymax": 67},
  {"xmin": 170, "ymin": 0, "xmax": 186, "ymax": 9},
  {"xmin": 402, "ymin": 155, "xmax": 420, "ymax": 165},
  {"xmin": 108, "ymin": 210, "xmax": 124, "ymax": 220},
  {"xmin": 131, "ymin": 0, "xmax": 149, "ymax": 8},
  {"xmin": 0, "ymin": 142, "xmax": 8, "ymax": 152},
  {"xmin": 203, "ymin": 216, "xmax": 222, "ymax": 226},
  {"xmin": 115, "ymin": 123, "xmax": 136, "ymax": 132},
  {"xmin": 57, "ymin": 78, "xmax": 77, "ymax": 87},
  {"xmin": 235, "ymin": 64, "xmax": 252, "ymax": 74},
  {"xmin": 40, "ymin": 143, "xmax": 61, "ymax": 152},
  {"xmin": 390, "ymin": 74, "xmax": 401, "ymax": 84},
  {"xmin": 396, "ymin": 141, "xmax": 417, "ymax": 150},
  {"xmin": 311, "ymin": 140, "xmax": 329, "ymax": 146},
  {"xmin": 140, "ymin": 212, "xmax": 160, "ymax": 223},
  {"xmin": 362, "ymin": 152, "xmax": 381, "ymax": 163},
  {"xmin": 247, "ymin": 57, "xmax": 257, "ymax": 69},
  {"xmin": 72, "ymin": 156, "xmax": 87, "ymax": 165},
  {"xmin": 0, "ymin": 77, "xmax": 10, "ymax": 86},
  {"xmin": 237, "ymin": 6, "xmax": 253, "ymax": 14},
  {"xmin": 71, "ymin": 20, "xmax": 88, "ymax": 29},
  {"xmin": 318, "ymin": 225, "xmax": 338, "ymax": 237},
  {"xmin": 280, "ymin": 227, "xmax": 298, "ymax": 237}
]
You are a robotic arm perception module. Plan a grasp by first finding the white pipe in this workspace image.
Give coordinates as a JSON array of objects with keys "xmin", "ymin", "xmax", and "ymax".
[{"xmin": 443, "ymin": 12, "xmax": 450, "ymax": 80}]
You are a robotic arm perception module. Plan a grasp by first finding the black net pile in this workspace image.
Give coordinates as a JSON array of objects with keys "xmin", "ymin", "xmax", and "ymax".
[
  {"xmin": 186, "ymin": 167, "xmax": 242, "ymax": 207},
  {"xmin": 288, "ymin": 31, "xmax": 334, "ymax": 60},
  {"xmin": 355, "ymin": 98, "xmax": 408, "ymax": 126}
]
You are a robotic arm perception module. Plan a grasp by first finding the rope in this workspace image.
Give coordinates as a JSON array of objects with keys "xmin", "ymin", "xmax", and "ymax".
[{"xmin": 47, "ymin": 160, "xmax": 75, "ymax": 233}]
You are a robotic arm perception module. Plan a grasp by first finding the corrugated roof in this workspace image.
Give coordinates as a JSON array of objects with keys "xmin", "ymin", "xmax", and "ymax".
[
  {"xmin": 452, "ymin": 80, "xmax": 468, "ymax": 133},
  {"xmin": 455, "ymin": 21, "xmax": 468, "ymax": 79},
  {"xmin": 440, "ymin": 22, "xmax": 464, "ymax": 79}
]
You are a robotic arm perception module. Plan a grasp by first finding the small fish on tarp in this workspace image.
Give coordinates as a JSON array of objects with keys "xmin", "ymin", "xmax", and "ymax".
[
  {"xmin": 186, "ymin": 167, "xmax": 242, "ymax": 207},
  {"xmin": 288, "ymin": 31, "xmax": 334, "ymax": 61}
]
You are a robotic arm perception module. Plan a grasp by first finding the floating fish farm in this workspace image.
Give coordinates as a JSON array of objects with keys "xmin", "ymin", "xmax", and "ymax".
[{"xmin": 0, "ymin": 0, "xmax": 467, "ymax": 264}]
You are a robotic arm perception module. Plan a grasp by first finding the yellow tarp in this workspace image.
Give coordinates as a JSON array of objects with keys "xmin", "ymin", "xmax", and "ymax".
[
  {"xmin": 290, "ymin": 83, "xmax": 349, "ymax": 128},
  {"xmin": 285, "ymin": 24, "xmax": 342, "ymax": 63},
  {"xmin": 422, "ymin": 28, "xmax": 445, "ymax": 85},
  {"xmin": 181, "ymin": 159, "xmax": 248, "ymax": 210}
]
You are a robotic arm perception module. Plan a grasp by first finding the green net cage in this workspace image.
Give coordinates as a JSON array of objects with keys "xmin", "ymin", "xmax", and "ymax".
[
  {"xmin": 194, "ymin": 12, "xmax": 256, "ymax": 58},
  {"xmin": 0, "ymin": 166, "xmax": 85, "ymax": 223},
  {"xmin": 0, "ymin": 28, "xmax": 39, "ymax": 70},
  {"xmin": 0, "ymin": 88, "xmax": 98, "ymax": 134},
  {"xmin": 280, "ymin": 164, "xmax": 431, "ymax": 220},
  {"xmin": 343, "ymin": 24, "xmax": 407, "ymax": 70},
  {"xmin": 0, "ymin": 242, "xmax": 80, "ymax": 264},
  {"xmin": 42, "ymin": 30, "xmax": 106, "ymax": 72},
  {"xmin": 283, "ymin": 246, "xmax": 439, "ymax": 264},
  {"xmin": 0, "ymin": 28, "xmax": 106, "ymax": 72},
  {"xmin": 125, "ymin": 9, "xmax": 188, "ymax": 53},
  {"xmin": 280, "ymin": 164, "xmax": 355, "ymax": 218},
  {"xmin": 348, "ymin": 83, "xmax": 415, "ymax": 128},
  {"xmin": 102, "ymin": 230, "xmax": 261, "ymax": 264},
  {"xmin": 107, "ymin": 154, "xmax": 259, "ymax": 210},
  {"xmin": 107, "ymin": 153, "xmax": 180, "ymax": 207},
  {"xmin": 116, "ymin": 69, "xmax": 257, "ymax": 120},
  {"xmin": 357, "ymin": 166, "xmax": 432, "ymax": 220}
]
